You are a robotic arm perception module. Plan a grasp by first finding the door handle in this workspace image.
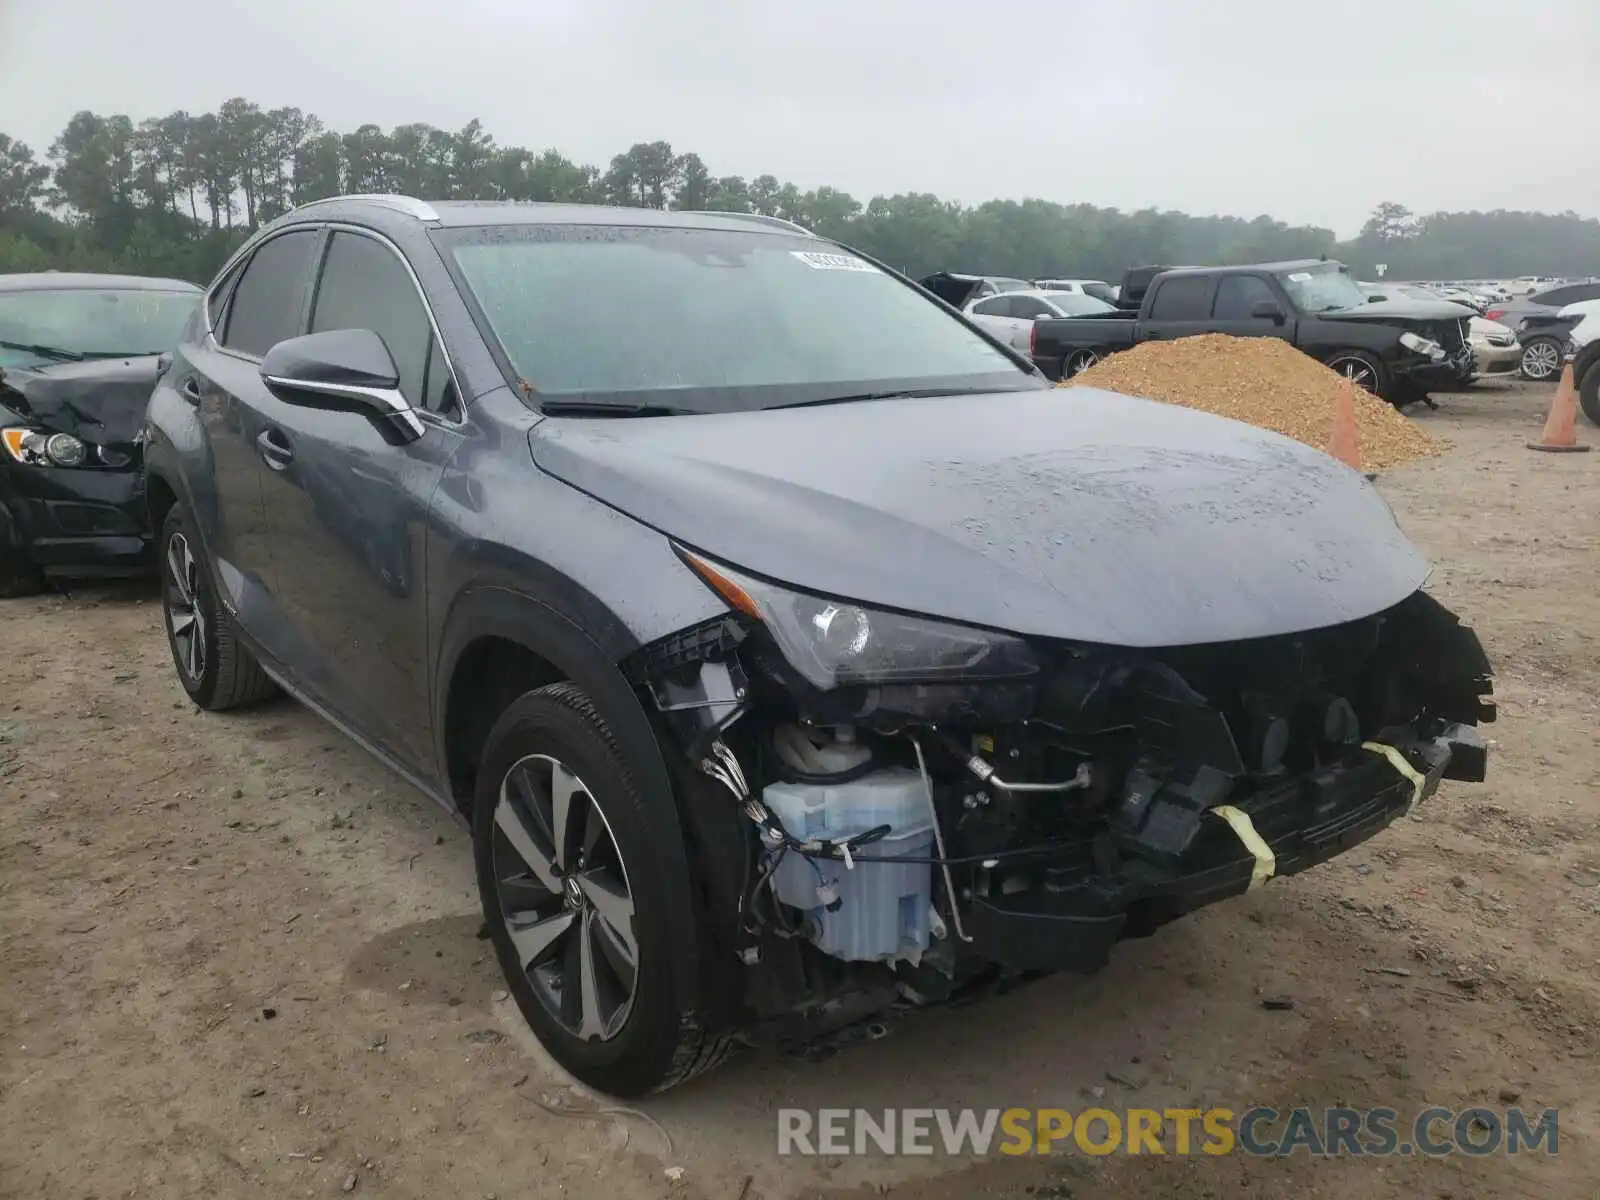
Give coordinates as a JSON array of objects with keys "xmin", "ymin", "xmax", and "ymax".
[
  {"xmin": 256, "ymin": 428, "xmax": 294, "ymax": 471},
  {"xmin": 179, "ymin": 377, "xmax": 203, "ymax": 404}
]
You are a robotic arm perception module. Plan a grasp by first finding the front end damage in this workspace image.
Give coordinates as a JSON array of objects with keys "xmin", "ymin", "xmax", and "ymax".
[{"xmin": 625, "ymin": 575, "xmax": 1494, "ymax": 1045}]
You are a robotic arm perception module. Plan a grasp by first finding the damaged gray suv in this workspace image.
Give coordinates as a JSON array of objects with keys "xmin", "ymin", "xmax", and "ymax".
[{"xmin": 143, "ymin": 196, "xmax": 1495, "ymax": 1097}]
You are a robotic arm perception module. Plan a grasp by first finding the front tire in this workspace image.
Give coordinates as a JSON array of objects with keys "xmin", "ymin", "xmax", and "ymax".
[
  {"xmin": 1520, "ymin": 337, "xmax": 1563, "ymax": 381},
  {"xmin": 1580, "ymin": 362, "xmax": 1600, "ymax": 428},
  {"xmin": 473, "ymin": 682, "xmax": 733, "ymax": 1098},
  {"xmin": 0, "ymin": 503, "xmax": 44, "ymax": 598},
  {"xmin": 158, "ymin": 506, "xmax": 278, "ymax": 710},
  {"xmin": 1325, "ymin": 350, "xmax": 1390, "ymax": 400}
]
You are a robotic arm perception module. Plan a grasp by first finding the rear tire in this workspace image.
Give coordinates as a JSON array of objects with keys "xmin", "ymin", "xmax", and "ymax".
[
  {"xmin": 1520, "ymin": 337, "xmax": 1563, "ymax": 381},
  {"xmin": 158, "ymin": 506, "xmax": 278, "ymax": 710},
  {"xmin": 473, "ymin": 682, "xmax": 734, "ymax": 1098},
  {"xmin": 1062, "ymin": 349, "xmax": 1099, "ymax": 379}
]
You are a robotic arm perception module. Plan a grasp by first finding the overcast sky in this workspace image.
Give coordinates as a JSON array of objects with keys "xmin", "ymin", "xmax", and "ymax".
[{"xmin": 2, "ymin": 0, "xmax": 1595, "ymax": 237}]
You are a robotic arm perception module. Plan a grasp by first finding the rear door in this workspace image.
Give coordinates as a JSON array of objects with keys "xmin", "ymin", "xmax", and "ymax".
[
  {"xmin": 179, "ymin": 228, "xmax": 320, "ymax": 624},
  {"xmin": 251, "ymin": 227, "xmax": 464, "ymax": 770},
  {"xmin": 1138, "ymin": 274, "xmax": 1217, "ymax": 343}
]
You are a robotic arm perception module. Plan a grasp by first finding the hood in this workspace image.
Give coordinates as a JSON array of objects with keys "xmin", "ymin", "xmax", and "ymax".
[
  {"xmin": 529, "ymin": 389, "xmax": 1429, "ymax": 649},
  {"xmin": 0, "ymin": 355, "xmax": 162, "ymax": 449},
  {"xmin": 1326, "ymin": 297, "xmax": 1474, "ymax": 323}
]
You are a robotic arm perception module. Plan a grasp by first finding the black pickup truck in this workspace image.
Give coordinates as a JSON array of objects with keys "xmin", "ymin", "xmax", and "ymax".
[{"xmin": 1031, "ymin": 259, "xmax": 1475, "ymax": 404}]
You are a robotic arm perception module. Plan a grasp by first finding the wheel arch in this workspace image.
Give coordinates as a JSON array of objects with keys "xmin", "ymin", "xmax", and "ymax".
[{"xmin": 435, "ymin": 583, "xmax": 704, "ymax": 1009}]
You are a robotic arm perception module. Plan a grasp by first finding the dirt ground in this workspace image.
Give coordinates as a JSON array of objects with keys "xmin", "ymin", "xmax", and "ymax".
[{"xmin": 2, "ymin": 377, "xmax": 1596, "ymax": 1200}]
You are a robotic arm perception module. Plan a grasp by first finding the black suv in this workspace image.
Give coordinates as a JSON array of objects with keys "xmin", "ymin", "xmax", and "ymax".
[{"xmin": 144, "ymin": 196, "xmax": 1494, "ymax": 1097}]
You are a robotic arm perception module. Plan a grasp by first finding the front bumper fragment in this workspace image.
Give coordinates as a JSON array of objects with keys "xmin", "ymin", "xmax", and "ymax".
[{"xmin": 964, "ymin": 722, "xmax": 1485, "ymax": 973}]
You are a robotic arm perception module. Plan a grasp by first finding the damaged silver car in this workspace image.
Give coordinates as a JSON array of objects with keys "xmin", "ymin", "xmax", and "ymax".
[{"xmin": 142, "ymin": 198, "xmax": 1494, "ymax": 1099}]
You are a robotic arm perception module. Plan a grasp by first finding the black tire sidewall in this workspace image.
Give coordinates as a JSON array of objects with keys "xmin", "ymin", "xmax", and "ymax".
[
  {"xmin": 0, "ymin": 501, "xmax": 44, "ymax": 598},
  {"xmin": 472, "ymin": 686, "xmax": 693, "ymax": 1096},
  {"xmin": 158, "ymin": 506, "xmax": 221, "ymax": 707},
  {"xmin": 1580, "ymin": 363, "xmax": 1600, "ymax": 428}
]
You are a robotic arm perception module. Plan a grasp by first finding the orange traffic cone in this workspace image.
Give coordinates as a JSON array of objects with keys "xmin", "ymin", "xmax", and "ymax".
[
  {"xmin": 1328, "ymin": 379, "xmax": 1363, "ymax": 470},
  {"xmin": 1528, "ymin": 363, "xmax": 1591, "ymax": 453}
]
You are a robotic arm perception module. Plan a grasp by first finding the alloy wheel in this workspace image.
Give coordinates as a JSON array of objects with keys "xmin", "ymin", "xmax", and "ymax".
[
  {"xmin": 1331, "ymin": 357, "xmax": 1377, "ymax": 392},
  {"xmin": 164, "ymin": 532, "xmax": 206, "ymax": 681},
  {"xmin": 1521, "ymin": 340, "xmax": 1561, "ymax": 381},
  {"xmin": 491, "ymin": 754, "xmax": 638, "ymax": 1042},
  {"xmin": 1067, "ymin": 350, "xmax": 1098, "ymax": 377}
]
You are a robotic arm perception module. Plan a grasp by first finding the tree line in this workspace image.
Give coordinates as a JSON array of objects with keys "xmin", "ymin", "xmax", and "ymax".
[{"xmin": 3, "ymin": 99, "xmax": 1599, "ymax": 288}]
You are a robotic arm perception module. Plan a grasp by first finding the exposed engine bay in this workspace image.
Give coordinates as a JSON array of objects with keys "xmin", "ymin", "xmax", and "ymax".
[{"xmin": 626, "ymin": 572, "xmax": 1495, "ymax": 1045}]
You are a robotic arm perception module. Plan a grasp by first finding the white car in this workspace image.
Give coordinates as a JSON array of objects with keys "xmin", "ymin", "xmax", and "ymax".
[
  {"xmin": 963, "ymin": 288, "xmax": 1118, "ymax": 351},
  {"xmin": 1032, "ymin": 278, "xmax": 1118, "ymax": 304}
]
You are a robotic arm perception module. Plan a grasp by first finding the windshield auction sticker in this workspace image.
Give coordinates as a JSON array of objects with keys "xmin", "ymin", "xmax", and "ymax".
[{"xmin": 790, "ymin": 251, "xmax": 880, "ymax": 273}]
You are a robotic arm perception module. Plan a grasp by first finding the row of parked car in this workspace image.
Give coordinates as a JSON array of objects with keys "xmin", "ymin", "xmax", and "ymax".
[
  {"xmin": 919, "ymin": 264, "xmax": 1600, "ymax": 395},
  {"xmin": 0, "ymin": 198, "xmax": 1501, "ymax": 1101}
]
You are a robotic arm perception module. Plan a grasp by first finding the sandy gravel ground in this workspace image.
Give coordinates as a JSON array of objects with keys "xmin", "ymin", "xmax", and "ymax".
[{"xmin": 1, "ymin": 378, "xmax": 1595, "ymax": 1200}]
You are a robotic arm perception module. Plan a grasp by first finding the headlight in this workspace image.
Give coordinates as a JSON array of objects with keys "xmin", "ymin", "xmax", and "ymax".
[
  {"xmin": 678, "ymin": 549, "xmax": 1040, "ymax": 690},
  {"xmin": 3, "ymin": 427, "xmax": 90, "ymax": 467},
  {"xmin": 1398, "ymin": 332, "xmax": 1445, "ymax": 360}
]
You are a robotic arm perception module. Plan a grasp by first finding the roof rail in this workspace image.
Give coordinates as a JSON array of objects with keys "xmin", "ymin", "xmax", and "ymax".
[
  {"xmin": 680, "ymin": 210, "xmax": 814, "ymax": 237},
  {"xmin": 289, "ymin": 193, "xmax": 440, "ymax": 221}
]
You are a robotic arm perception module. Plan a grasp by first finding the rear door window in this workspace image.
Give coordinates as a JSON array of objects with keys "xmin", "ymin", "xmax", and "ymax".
[
  {"xmin": 1148, "ymin": 275, "xmax": 1214, "ymax": 320},
  {"xmin": 220, "ymin": 230, "xmax": 319, "ymax": 357},
  {"xmin": 1007, "ymin": 296, "xmax": 1049, "ymax": 318}
]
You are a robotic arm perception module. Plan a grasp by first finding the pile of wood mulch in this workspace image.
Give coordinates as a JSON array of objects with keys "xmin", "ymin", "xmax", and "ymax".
[{"xmin": 1060, "ymin": 333, "xmax": 1445, "ymax": 471}]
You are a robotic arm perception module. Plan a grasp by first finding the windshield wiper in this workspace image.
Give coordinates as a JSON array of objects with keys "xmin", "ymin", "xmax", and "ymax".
[
  {"xmin": 0, "ymin": 339, "xmax": 84, "ymax": 363},
  {"xmin": 537, "ymin": 399, "xmax": 690, "ymax": 417},
  {"xmin": 772, "ymin": 386, "xmax": 993, "ymax": 410}
]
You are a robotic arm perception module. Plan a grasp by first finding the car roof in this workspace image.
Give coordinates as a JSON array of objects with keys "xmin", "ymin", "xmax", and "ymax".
[
  {"xmin": 274, "ymin": 194, "xmax": 818, "ymax": 237},
  {"xmin": 1157, "ymin": 259, "xmax": 1335, "ymax": 280},
  {"xmin": 0, "ymin": 271, "xmax": 201, "ymax": 293}
]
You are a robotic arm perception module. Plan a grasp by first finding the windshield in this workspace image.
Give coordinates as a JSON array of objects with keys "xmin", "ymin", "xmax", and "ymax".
[
  {"xmin": 0, "ymin": 288, "xmax": 198, "ymax": 364},
  {"xmin": 1041, "ymin": 292, "xmax": 1116, "ymax": 315},
  {"xmin": 438, "ymin": 225, "xmax": 1040, "ymax": 412},
  {"xmin": 1275, "ymin": 265, "xmax": 1366, "ymax": 313}
]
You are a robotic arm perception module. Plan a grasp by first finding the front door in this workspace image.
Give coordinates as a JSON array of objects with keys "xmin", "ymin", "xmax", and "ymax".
[
  {"xmin": 252, "ymin": 228, "xmax": 463, "ymax": 773},
  {"xmin": 181, "ymin": 228, "xmax": 321, "ymax": 624}
]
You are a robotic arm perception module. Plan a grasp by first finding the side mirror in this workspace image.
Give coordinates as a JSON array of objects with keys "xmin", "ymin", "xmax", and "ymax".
[
  {"xmin": 260, "ymin": 329, "xmax": 424, "ymax": 442},
  {"xmin": 1034, "ymin": 311, "xmax": 1054, "ymax": 320},
  {"xmin": 1251, "ymin": 300, "xmax": 1287, "ymax": 324}
]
